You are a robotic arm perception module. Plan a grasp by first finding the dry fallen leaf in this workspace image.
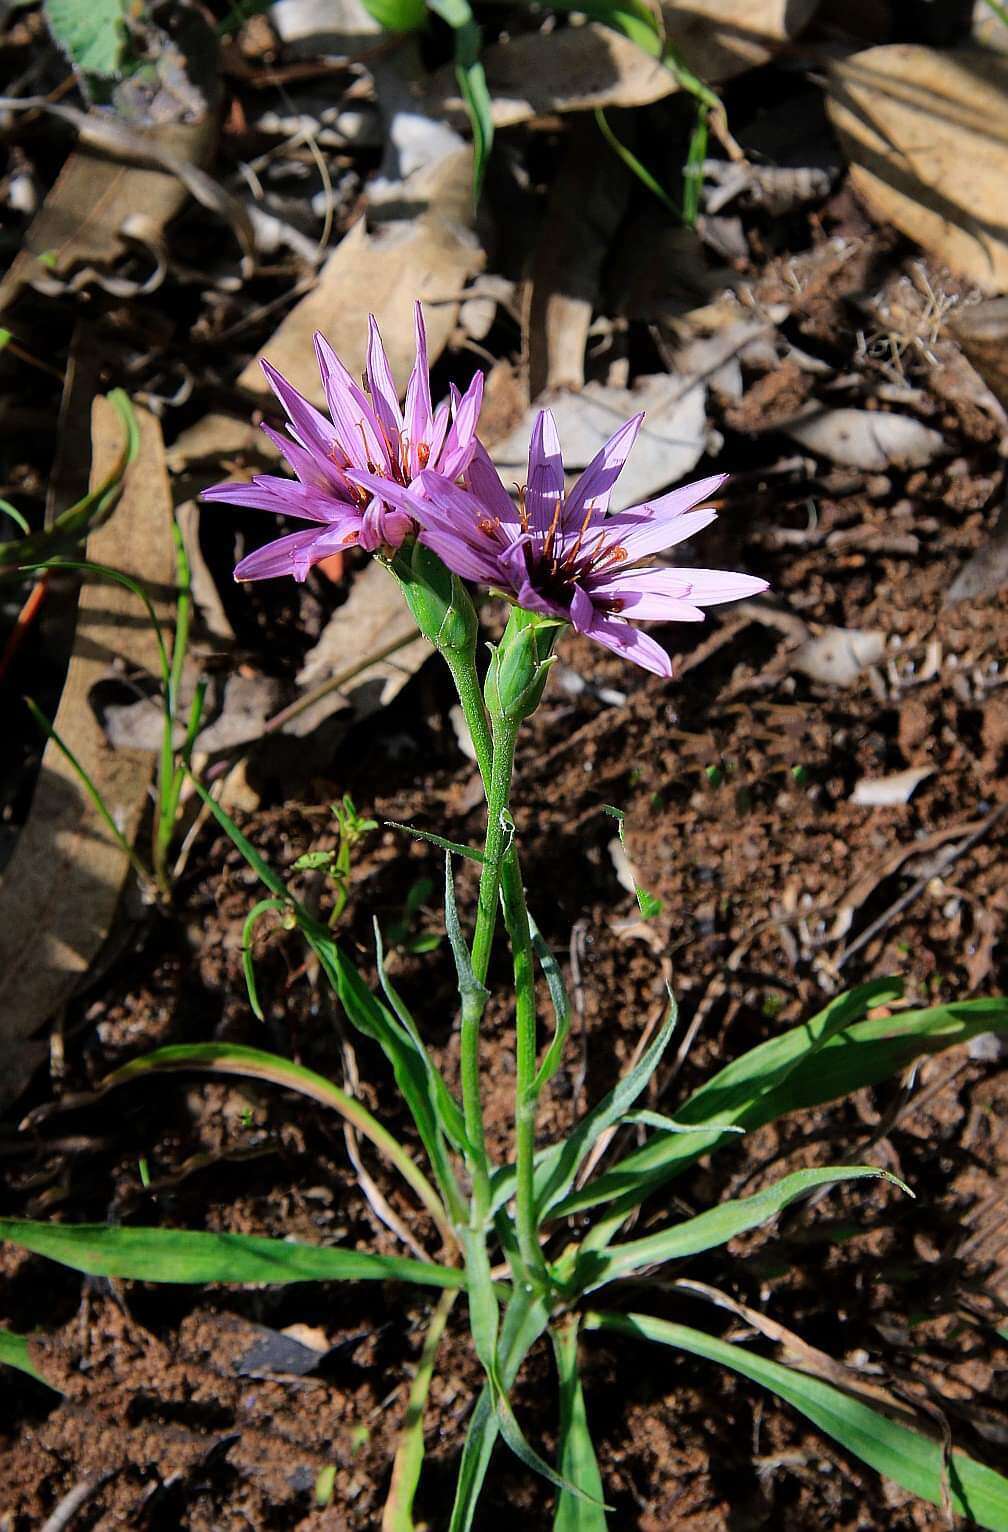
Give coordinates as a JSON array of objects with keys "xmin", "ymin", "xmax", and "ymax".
[
  {"xmin": 0, "ymin": 402, "xmax": 175, "ymax": 1108},
  {"xmin": 782, "ymin": 407, "xmax": 945, "ymax": 470},
  {"xmin": 850, "ymin": 767, "xmax": 934, "ymax": 807},
  {"xmin": 526, "ymin": 117, "xmax": 631, "ymax": 397},
  {"xmin": 490, "ymin": 375, "xmax": 708, "ymax": 511},
  {"xmin": 791, "ymin": 626, "xmax": 886, "ymax": 688},
  {"xmin": 827, "ymin": 44, "xmax": 1008, "ymax": 293},
  {"xmin": 422, "ymin": 2, "xmax": 820, "ymax": 128},
  {"xmin": 294, "ymin": 559, "xmax": 428, "ymax": 723},
  {"xmin": 170, "ymin": 146, "xmax": 483, "ymax": 470}
]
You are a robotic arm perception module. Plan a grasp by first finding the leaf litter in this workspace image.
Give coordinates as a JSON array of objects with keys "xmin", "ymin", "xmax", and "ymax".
[{"xmin": 2, "ymin": 0, "xmax": 1008, "ymax": 1525}]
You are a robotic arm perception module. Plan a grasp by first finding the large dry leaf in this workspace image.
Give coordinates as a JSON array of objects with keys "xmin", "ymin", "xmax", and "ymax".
[
  {"xmin": 0, "ymin": 118, "xmax": 214, "ymax": 315},
  {"xmin": 170, "ymin": 146, "xmax": 482, "ymax": 469},
  {"xmin": 827, "ymin": 45, "xmax": 1008, "ymax": 293},
  {"xmin": 0, "ymin": 402, "xmax": 175, "ymax": 1107},
  {"xmin": 419, "ymin": 24, "xmax": 679, "ymax": 128},
  {"xmin": 421, "ymin": 2, "xmax": 820, "ymax": 128},
  {"xmin": 490, "ymin": 374, "xmax": 707, "ymax": 512},
  {"xmin": 783, "ymin": 407, "xmax": 945, "ymax": 470}
]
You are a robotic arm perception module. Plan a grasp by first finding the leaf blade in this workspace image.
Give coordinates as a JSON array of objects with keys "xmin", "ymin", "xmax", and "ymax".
[
  {"xmin": 585, "ymin": 1312, "xmax": 1008, "ymax": 1532},
  {"xmin": 0, "ymin": 1219, "xmax": 465, "ymax": 1290}
]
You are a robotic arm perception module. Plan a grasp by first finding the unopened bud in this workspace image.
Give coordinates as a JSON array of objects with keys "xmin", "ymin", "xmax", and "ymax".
[
  {"xmin": 391, "ymin": 541, "xmax": 478, "ymax": 659},
  {"xmin": 485, "ymin": 605, "xmax": 561, "ymax": 725}
]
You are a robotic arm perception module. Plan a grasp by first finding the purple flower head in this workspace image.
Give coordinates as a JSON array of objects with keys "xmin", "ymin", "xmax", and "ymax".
[
  {"xmin": 202, "ymin": 302, "xmax": 484, "ymax": 582},
  {"xmin": 347, "ymin": 408, "xmax": 768, "ymax": 677}
]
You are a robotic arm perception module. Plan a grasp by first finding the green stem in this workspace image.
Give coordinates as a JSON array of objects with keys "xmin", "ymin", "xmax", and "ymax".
[
  {"xmin": 444, "ymin": 648, "xmax": 548, "ymax": 1284},
  {"xmin": 460, "ymin": 719, "xmax": 517, "ymax": 1221},
  {"xmin": 499, "ymin": 841, "xmax": 547, "ymax": 1284}
]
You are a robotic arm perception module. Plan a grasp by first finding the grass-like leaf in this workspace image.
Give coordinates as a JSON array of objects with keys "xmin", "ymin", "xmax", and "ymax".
[
  {"xmin": 0, "ymin": 1328, "xmax": 59, "ymax": 1390},
  {"xmin": 383, "ymin": 1289, "xmax": 458, "ymax": 1530},
  {"xmin": 426, "ymin": 0, "xmax": 493, "ymax": 200},
  {"xmin": 0, "ymin": 1219, "xmax": 466, "ymax": 1289},
  {"xmin": 585, "ymin": 1312, "xmax": 1008, "ymax": 1531},
  {"xmin": 533, "ymin": 994, "xmax": 678, "ymax": 1220},
  {"xmin": 572, "ymin": 1166, "xmax": 908, "ymax": 1295},
  {"xmin": 558, "ymin": 982, "xmax": 1008, "ymax": 1230},
  {"xmin": 449, "ymin": 1291, "xmax": 551, "ymax": 1532},
  {"xmin": 101, "ymin": 1042, "xmax": 457, "ymax": 1251},
  {"xmin": 551, "ymin": 1318, "xmax": 608, "ymax": 1530}
]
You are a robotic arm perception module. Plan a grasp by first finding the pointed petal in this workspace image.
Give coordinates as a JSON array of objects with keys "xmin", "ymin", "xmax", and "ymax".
[
  {"xmin": 599, "ymin": 506, "xmax": 718, "ymax": 562},
  {"xmin": 259, "ymin": 423, "xmax": 348, "ymax": 496},
  {"xmin": 404, "ymin": 302, "xmax": 434, "ymax": 465},
  {"xmin": 234, "ymin": 527, "xmax": 333, "ymax": 582},
  {"xmin": 627, "ymin": 473, "xmax": 729, "ymax": 522},
  {"xmin": 366, "ymin": 315, "xmax": 404, "ymax": 450},
  {"xmin": 202, "ymin": 477, "xmax": 341, "ymax": 524},
  {"xmin": 418, "ymin": 527, "xmax": 504, "ymax": 583},
  {"xmin": 526, "ymin": 409, "xmax": 565, "ymax": 536},
  {"xmin": 313, "ymin": 332, "xmax": 390, "ymax": 471},
  {"xmin": 464, "ymin": 443, "xmax": 523, "ymax": 533},
  {"xmin": 582, "ymin": 611, "xmax": 674, "ymax": 676},
  {"xmin": 675, "ymin": 568, "xmax": 769, "ymax": 606},
  {"xmin": 261, "ymin": 359, "xmax": 338, "ymax": 461},
  {"xmin": 564, "ymin": 413, "xmax": 643, "ymax": 530},
  {"xmin": 437, "ymin": 370, "xmax": 485, "ymax": 479},
  {"xmin": 570, "ymin": 584, "xmax": 596, "ymax": 633}
]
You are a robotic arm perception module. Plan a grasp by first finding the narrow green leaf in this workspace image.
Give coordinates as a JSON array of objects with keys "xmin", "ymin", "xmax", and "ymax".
[
  {"xmin": 573, "ymin": 1166, "xmax": 908, "ymax": 1295},
  {"xmin": 529, "ymin": 913, "xmax": 571, "ymax": 1099},
  {"xmin": 385, "ymin": 820, "xmax": 486, "ymax": 863},
  {"xmin": 101, "ymin": 1042, "xmax": 458, "ymax": 1252},
  {"xmin": 449, "ymin": 1291, "xmax": 550, "ymax": 1532},
  {"xmin": 495, "ymin": 1385, "xmax": 608, "ymax": 1511},
  {"xmin": 594, "ymin": 109, "xmax": 680, "ymax": 219},
  {"xmin": 426, "ymin": 0, "xmax": 493, "ymax": 199},
  {"xmin": 374, "ymin": 919, "xmax": 471, "ymax": 1160},
  {"xmin": 585, "ymin": 1312, "xmax": 1008, "ymax": 1531},
  {"xmin": 542, "ymin": 0, "xmax": 662, "ymax": 56},
  {"xmin": 0, "ymin": 1219, "xmax": 465, "ymax": 1289},
  {"xmin": 241, "ymin": 898, "xmax": 288, "ymax": 1021},
  {"xmin": 191, "ymin": 778, "xmax": 462, "ymax": 1207},
  {"xmin": 557, "ymin": 978, "xmax": 919, "ymax": 1225},
  {"xmin": 0, "ymin": 1327, "xmax": 59, "ymax": 1389},
  {"xmin": 383, "ymin": 1289, "xmax": 459, "ymax": 1531},
  {"xmin": 534, "ymin": 994, "xmax": 678, "ymax": 1220},
  {"xmin": 359, "ymin": 0, "xmax": 426, "ymax": 30},
  {"xmin": 551, "ymin": 1318, "xmax": 608, "ymax": 1530}
]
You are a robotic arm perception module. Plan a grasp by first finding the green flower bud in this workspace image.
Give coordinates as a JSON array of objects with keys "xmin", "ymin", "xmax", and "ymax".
[
  {"xmin": 485, "ymin": 605, "xmax": 562, "ymax": 725},
  {"xmin": 390, "ymin": 540, "xmax": 479, "ymax": 659}
]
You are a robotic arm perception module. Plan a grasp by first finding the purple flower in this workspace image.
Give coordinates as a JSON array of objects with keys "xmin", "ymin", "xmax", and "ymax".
[
  {"xmin": 348, "ymin": 408, "xmax": 767, "ymax": 677},
  {"xmin": 202, "ymin": 303, "xmax": 484, "ymax": 582}
]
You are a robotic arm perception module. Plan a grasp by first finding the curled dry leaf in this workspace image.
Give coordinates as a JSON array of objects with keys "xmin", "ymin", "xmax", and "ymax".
[
  {"xmin": 490, "ymin": 375, "xmax": 708, "ymax": 513},
  {"xmin": 0, "ymin": 114, "xmax": 216, "ymax": 313},
  {"xmin": 827, "ymin": 44, "xmax": 1008, "ymax": 293},
  {"xmin": 782, "ymin": 407, "xmax": 945, "ymax": 470},
  {"xmin": 0, "ymin": 403, "xmax": 174, "ymax": 1109}
]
